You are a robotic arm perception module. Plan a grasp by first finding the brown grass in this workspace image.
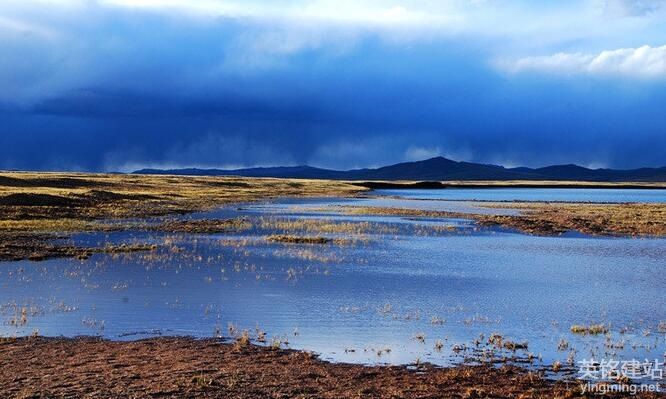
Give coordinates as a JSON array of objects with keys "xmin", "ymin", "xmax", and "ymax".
[
  {"xmin": 154, "ymin": 218, "xmax": 252, "ymax": 234},
  {"xmin": 1, "ymin": 337, "xmax": 659, "ymax": 399},
  {"xmin": 479, "ymin": 203, "xmax": 666, "ymax": 236},
  {"xmin": 0, "ymin": 172, "xmax": 364, "ymax": 224},
  {"xmin": 0, "ymin": 172, "xmax": 366, "ymax": 261},
  {"xmin": 342, "ymin": 203, "xmax": 666, "ymax": 237},
  {"xmin": 266, "ymin": 234, "xmax": 333, "ymax": 244},
  {"xmin": 570, "ymin": 324, "xmax": 609, "ymax": 335}
]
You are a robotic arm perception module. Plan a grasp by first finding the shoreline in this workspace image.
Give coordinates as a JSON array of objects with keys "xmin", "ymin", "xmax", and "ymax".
[
  {"xmin": 353, "ymin": 180, "xmax": 666, "ymax": 190},
  {"xmin": 1, "ymin": 172, "xmax": 665, "ymax": 262},
  {"xmin": 2, "ymin": 336, "xmax": 661, "ymax": 398}
]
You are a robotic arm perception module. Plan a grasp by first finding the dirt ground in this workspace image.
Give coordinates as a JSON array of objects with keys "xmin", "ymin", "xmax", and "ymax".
[{"xmin": 1, "ymin": 337, "xmax": 661, "ymax": 399}]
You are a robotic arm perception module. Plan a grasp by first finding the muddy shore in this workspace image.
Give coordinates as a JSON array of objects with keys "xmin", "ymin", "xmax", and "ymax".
[{"xmin": 2, "ymin": 336, "xmax": 662, "ymax": 398}]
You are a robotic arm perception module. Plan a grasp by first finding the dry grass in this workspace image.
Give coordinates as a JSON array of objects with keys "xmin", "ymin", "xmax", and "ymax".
[
  {"xmin": 154, "ymin": 218, "xmax": 252, "ymax": 234},
  {"xmin": 480, "ymin": 202, "xmax": 666, "ymax": 236},
  {"xmin": 5, "ymin": 337, "xmax": 656, "ymax": 399},
  {"xmin": 0, "ymin": 172, "xmax": 365, "ymax": 224},
  {"xmin": 342, "ymin": 203, "xmax": 666, "ymax": 237},
  {"xmin": 266, "ymin": 235, "xmax": 332, "ymax": 244},
  {"xmin": 0, "ymin": 172, "xmax": 366, "ymax": 261},
  {"xmin": 570, "ymin": 324, "xmax": 609, "ymax": 335}
]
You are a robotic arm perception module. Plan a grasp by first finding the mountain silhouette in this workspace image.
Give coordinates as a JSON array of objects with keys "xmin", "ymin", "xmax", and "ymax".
[{"xmin": 135, "ymin": 157, "xmax": 666, "ymax": 182}]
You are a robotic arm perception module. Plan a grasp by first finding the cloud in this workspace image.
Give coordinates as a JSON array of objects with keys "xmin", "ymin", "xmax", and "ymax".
[
  {"xmin": 497, "ymin": 45, "xmax": 666, "ymax": 79},
  {"xmin": 99, "ymin": 0, "xmax": 463, "ymax": 28},
  {"xmin": 404, "ymin": 146, "xmax": 441, "ymax": 162},
  {"xmin": 106, "ymin": 133, "xmax": 295, "ymax": 172},
  {"xmin": 600, "ymin": 0, "xmax": 666, "ymax": 17},
  {"xmin": 1, "ymin": 1, "xmax": 666, "ymax": 171},
  {"xmin": 0, "ymin": 16, "xmax": 59, "ymax": 39}
]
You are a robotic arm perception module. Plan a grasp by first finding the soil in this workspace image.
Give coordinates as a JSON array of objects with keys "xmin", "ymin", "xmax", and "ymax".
[{"xmin": 1, "ymin": 337, "xmax": 661, "ymax": 399}]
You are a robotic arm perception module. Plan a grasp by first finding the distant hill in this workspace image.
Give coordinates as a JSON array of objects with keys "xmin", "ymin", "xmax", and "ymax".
[{"xmin": 134, "ymin": 157, "xmax": 666, "ymax": 182}]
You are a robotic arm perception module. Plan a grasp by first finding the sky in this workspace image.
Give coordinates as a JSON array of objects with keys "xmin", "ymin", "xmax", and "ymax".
[{"xmin": 1, "ymin": 0, "xmax": 665, "ymax": 172}]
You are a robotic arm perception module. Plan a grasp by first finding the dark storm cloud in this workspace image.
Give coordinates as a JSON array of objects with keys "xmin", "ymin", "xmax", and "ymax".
[{"xmin": 1, "ymin": 1, "xmax": 665, "ymax": 171}]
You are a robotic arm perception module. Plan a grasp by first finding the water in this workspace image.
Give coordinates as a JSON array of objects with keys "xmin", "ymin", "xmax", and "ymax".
[
  {"xmin": 376, "ymin": 188, "xmax": 666, "ymax": 203},
  {"xmin": 1, "ymin": 190, "xmax": 664, "ymax": 378}
]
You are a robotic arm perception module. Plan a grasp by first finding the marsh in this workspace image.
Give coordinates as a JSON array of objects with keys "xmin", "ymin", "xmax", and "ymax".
[{"xmin": 0, "ymin": 174, "xmax": 665, "ymax": 397}]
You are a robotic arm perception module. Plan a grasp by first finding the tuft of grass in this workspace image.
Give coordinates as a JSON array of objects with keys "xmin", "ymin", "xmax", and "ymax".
[
  {"xmin": 503, "ymin": 340, "xmax": 528, "ymax": 351},
  {"xmin": 234, "ymin": 330, "xmax": 251, "ymax": 350},
  {"xmin": 552, "ymin": 361, "xmax": 562, "ymax": 373},
  {"xmin": 570, "ymin": 324, "xmax": 608, "ymax": 335},
  {"xmin": 255, "ymin": 326, "xmax": 266, "ymax": 343},
  {"xmin": 658, "ymin": 321, "xmax": 666, "ymax": 333},
  {"xmin": 557, "ymin": 338, "xmax": 569, "ymax": 351},
  {"xmin": 413, "ymin": 333, "xmax": 426, "ymax": 344},
  {"xmin": 266, "ymin": 235, "xmax": 332, "ymax": 244},
  {"xmin": 270, "ymin": 337, "xmax": 282, "ymax": 350},
  {"xmin": 434, "ymin": 340, "xmax": 444, "ymax": 352}
]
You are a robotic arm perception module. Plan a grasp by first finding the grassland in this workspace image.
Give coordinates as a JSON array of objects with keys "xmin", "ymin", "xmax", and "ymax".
[
  {"xmin": 0, "ymin": 172, "xmax": 364, "ymax": 225},
  {"xmin": 0, "ymin": 172, "xmax": 365, "ymax": 261}
]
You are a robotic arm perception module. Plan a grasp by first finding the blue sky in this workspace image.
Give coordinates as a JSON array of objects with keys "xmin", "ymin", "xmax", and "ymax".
[{"xmin": 1, "ymin": 0, "xmax": 665, "ymax": 171}]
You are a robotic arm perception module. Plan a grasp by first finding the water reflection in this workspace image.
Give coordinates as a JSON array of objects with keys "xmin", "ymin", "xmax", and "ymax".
[{"xmin": 0, "ymin": 194, "xmax": 664, "ymax": 376}]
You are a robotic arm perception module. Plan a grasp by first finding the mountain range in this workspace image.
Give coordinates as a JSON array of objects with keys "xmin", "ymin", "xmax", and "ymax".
[{"xmin": 134, "ymin": 157, "xmax": 666, "ymax": 182}]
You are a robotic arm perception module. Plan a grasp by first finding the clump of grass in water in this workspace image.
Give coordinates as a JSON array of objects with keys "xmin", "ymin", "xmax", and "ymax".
[
  {"xmin": 488, "ymin": 333, "xmax": 528, "ymax": 351},
  {"xmin": 270, "ymin": 337, "xmax": 282, "ymax": 350},
  {"xmin": 452, "ymin": 344, "xmax": 467, "ymax": 353},
  {"xmin": 413, "ymin": 333, "xmax": 426, "ymax": 344},
  {"xmin": 503, "ymin": 340, "xmax": 528, "ymax": 351},
  {"xmin": 234, "ymin": 330, "xmax": 251, "ymax": 350},
  {"xmin": 266, "ymin": 235, "xmax": 331, "ymax": 244},
  {"xmin": 570, "ymin": 324, "xmax": 608, "ymax": 335},
  {"xmin": 552, "ymin": 361, "xmax": 562, "ymax": 373},
  {"xmin": 254, "ymin": 325, "xmax": 267, "ymax": 343},
  {"xmin": 376, "ymin": 348, "xmax": 391, "ymax": 357},
  {"xmin": 658, "ymin": 321, "xmax": 666, "ymax": 333},
  {"xmin": 488, "ymin": 333, "xmax": 503, "ymax": 348},
  {"xmin": 228, "ymin": 322, "xmax": 237, "ymax": 337},
  {"xmin": 434, "ymin": 340, "xmax": 444, "ymax": 352}
]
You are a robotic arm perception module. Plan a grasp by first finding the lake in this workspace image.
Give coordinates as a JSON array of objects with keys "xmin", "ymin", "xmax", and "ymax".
[
  {"xmin": 1, "ymin": 188, "xmax": 664, "ymax": 378},
  {"xmin": 376, "ymin": 187, "xmax": 666, "ymax": 203}
]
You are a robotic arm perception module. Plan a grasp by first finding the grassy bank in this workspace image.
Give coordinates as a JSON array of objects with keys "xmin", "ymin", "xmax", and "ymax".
[{"xmin": 342, "ymin": 202, "xmax": 666, "ymax": 237}]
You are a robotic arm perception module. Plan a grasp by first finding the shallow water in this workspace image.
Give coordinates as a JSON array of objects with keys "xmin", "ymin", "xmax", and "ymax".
[
  {"xmin": 1, "ymin": 191, "xmax": 664, "ymax": 379},
  {"xmin": 376, "ymin": 188, "xmax": 666, "ymax": 203}
]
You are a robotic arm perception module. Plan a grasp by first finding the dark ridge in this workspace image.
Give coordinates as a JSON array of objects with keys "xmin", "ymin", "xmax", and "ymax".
[
  {"xmin": 0, "ymin": 193, "xmax": 86, "ymax": 207},
  {"xmin": 84, "ymin": 190, "xmax": 159, "ymax": 202},
  {"xmin": 0, "ymin": 176, "xmax": 116, "ymax": 189},
  {"xmin": 134, "ymin": 156, "xmax": 666, "ymax": 183}
]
